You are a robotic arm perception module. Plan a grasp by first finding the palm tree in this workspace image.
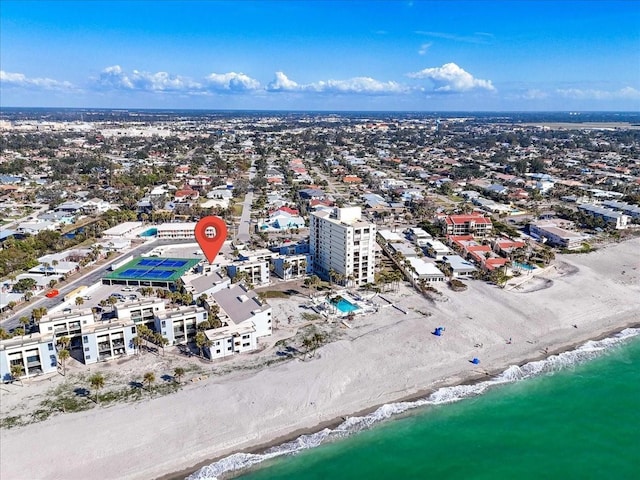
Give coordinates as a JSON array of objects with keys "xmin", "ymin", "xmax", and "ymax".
[
  {"xmin": 155, "ymin": 334, "xmax": 169, "ymax": 356},
  {"xmin": 57, "ymin": 336, "xmax": 71, "ymax": 351},
  {"xmin": 329, "ymin": 268, "xmax": 337, "ymax": 292},
  {"xmin": 18, "ymin": 316, "xmax": 30, "ymax": 334},
  {"xmin": 132, "ymin": 336, "xmax": 144, "ymax": 355},
  {"xmin": 197, "ymin": 294, "xmax": 208, "ymax": 307},
  {"xmin": 310, "ymin": 274, "xmax": 321, "ymax": 295},
  {"xmin": 143, "ymin": 372, "xmax": 156, "ymax": 391},
  {"xmin": 195, "ymin": 331, "xmax": 206, "ymax": 357},
  {"xmin": 10, "ymin": 364, "xmax": 24, "ymax": 385},
  {"xmin": 298, "ymin": 259, "xmax": 307, "ymax": 277},
  {"xmin": 89, "ymin": 373, "xmax": 105, "ymax": 404},
  {"xmin": 58, "ymin": 349, "xmax": 70, "ymax": 376},
  {"xmin": 173, "ymin": 366, "xmax": 185, "ymax": 384},
  {"xmin": 32, "ymin": 307, "xmax": 47, "ymax": 323},
  {"xmin": 195, "ymin": 331, "xmax": 211, "ymax": 357},
  {"xmin": 75, "ymin": 296, "xmax": 84, "ymax": 306}
]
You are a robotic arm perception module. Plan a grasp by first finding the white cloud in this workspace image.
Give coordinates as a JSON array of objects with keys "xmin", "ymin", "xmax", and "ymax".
[
  {"xmin": 267, "ymin": 72, "xmax": 408, "ymax": 95},
  {"xmin": 267, "ymin": 71, "xmax": 301, "ymax": 91},
  {"xmin": 408, "ymin": 63, "xmax": 496, "ymax": 93},
  {"xmin": 310, "ymin": 77, "xmax": 407, "ymax": 94},
  {"xmin": 556, "ymin": 87, "xmax": 640, "ymax": 100},
  {"xmin": 415, "ymin": 31, "xmax": 492, "ymax": 44},
  {"xmin": 97, "ymin": 65, "xmax": 200, "ymax": 92},
  {"xmin": 205, "ymin": 72, "xmax": 260, "ymax": 92},
  {"xmin": 418, "ymin": 43, "xmax": 432, "ymax": 55},
  {"xmin": 0, "ymin": 70, "xmax": 74, "ymax": 90},
  {"xmin": 522, "ymin": 89, "xmax": 549, "ymax": 100}
]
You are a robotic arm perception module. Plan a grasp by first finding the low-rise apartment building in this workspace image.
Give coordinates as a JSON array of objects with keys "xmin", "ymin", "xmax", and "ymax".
[
  {"xmin": 204, "ymin": 283, "xmax": 272, "ymax": 360},
  {"xmin": 578, "ymin": 204, "xmax": 629, "ymax": 229},
  {"xmin": 442, "ymin": 213, "xmax": 493, "ymax": 236},
  {"xmin": 529, "ymin": 221, "xmax": 590, "ymax": 250},
  {"xmin": 0, "ymin": 332, "xmax": 58, "ymax": 382}
]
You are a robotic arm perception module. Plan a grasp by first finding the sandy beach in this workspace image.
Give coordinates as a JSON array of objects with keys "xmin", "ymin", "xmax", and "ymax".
[{"xmin": 1, "ymin": 238, "xmax": 639, "ymax": 480}]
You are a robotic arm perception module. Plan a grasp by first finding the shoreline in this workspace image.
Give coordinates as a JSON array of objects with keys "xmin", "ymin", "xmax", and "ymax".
[
  {"xmin": 2, "ymin": 238, "xmax": 639, "ymax": 480},
  {"xmin": 166, "ymin": 320, "xmax": 640, "ymax": 480}
]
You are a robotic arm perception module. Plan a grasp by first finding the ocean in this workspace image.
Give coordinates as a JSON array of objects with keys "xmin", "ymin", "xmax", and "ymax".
[{"xmin": 187, "ymin": 328, "xmax": 640, "ymax": 480}]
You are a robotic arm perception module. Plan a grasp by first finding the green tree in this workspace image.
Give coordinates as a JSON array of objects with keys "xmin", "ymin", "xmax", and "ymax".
[
  {"xmin": 132, "ymin": 336, "xmax": 144, "ymax": 355},
  {"xmin": 143, "ymin": 371, "xmax": 156, "ymax": 391},
  {"xmin": 58, "ymin": 349, "xmax": 70, "ymax": 376},
  {"xmin": 12, "ymin": 278, "xmax": 37, "ymax": 293},
  {"xmin": 173, "ymin": 366, "xmax": 185, "ymax": 384},
  {"xmin": 18, "ymin": 316, "xmax": 30, "ymax": 333},
  {"xmin": 195, "ymin": 331, "xmax": 211, "ymax": 357},
  {"xmin": 32, "ymin": 307, "xmax": 47, "ymax": 323},
  {"xmin": 11, "ymin": 363, "xmax": 24, "ymax": 385},
  {"xmin": 89, "ymin": 373, "xmax": 105, "ymax": 404},
  {"xmin": 75, "ymin": 296, "xmax": 84, "ymax": 306},
  {"xmin": 57, "ymin": 336, "xmax": 71, "ymax": 351}
]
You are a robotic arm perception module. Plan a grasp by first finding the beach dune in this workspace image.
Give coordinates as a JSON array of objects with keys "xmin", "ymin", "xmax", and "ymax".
[{"xmin": 1, "ymin": 239, "xmax": 639, "ymax": 480}]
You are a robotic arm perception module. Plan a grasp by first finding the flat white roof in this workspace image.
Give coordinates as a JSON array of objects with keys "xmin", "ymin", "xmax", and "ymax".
[
  {"xmin": 378, "ymin": 230, "xmax": 403, "ymax": 242},
  {"xmin": 157, "ymin": 222, "xmax": 198, "ymax": 231},
  {"xmin": 103, "ymin": 222, "xmax": 143, "ymax": 236},
  {"xmin": 407, "ymin": 257, "xmax": 445, "ymax": 276}
]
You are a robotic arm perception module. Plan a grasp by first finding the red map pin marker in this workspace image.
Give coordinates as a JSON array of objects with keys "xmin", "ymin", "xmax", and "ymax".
[{"xmin": 194, "ymin": 216, "xmax": 228, "ymax": 264}]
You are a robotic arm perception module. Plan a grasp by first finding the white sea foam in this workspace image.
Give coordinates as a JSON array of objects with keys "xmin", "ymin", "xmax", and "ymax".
[{"xmin": 186, "ymin": 327, "xmax": 639, "ymax": 480}]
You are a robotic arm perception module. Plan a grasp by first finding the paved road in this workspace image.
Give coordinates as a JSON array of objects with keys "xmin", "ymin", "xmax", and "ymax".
[
  {"xmin": 1, "ymin": 238, "xmax": 193, "ymax": 330},
  {"xmin": 236, "ymin": 160, "xmax": 257, "ymax": 244},
  {"xmin": 236, "ymin": 190, "xmax": 254, "ymax": 244}
]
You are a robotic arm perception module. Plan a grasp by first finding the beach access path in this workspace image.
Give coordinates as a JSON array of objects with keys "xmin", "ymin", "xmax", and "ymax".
[{"xmin": 1, "ymin": 238, "xmax": 639, "ymax": 480}]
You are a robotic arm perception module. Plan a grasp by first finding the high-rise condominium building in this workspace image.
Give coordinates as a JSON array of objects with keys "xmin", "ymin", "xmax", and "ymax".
[{"xmin": 310, "ymin": 207, "xmax": 376, "ymax": 286}]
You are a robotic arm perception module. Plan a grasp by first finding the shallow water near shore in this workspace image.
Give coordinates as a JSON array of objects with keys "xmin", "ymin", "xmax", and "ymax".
[{"xmin": 188, "ymin": 328, "xmax": 640, "ymax": 480}]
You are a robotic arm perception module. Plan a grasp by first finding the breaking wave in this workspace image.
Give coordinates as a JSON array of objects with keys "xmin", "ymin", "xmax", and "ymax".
[{"xmin": 187, "ymin": 328, "xmax": 639, "ymax": 480}]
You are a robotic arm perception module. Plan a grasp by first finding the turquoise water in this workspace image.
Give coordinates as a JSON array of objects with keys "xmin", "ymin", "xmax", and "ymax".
[
  {"xmin": 187, "ymin": 329, "xmax": 640, "ymax": 480},
  {"xmin": 140, "ymin": 228, "xmax": 158, "ymax": 237},
  {"xmin": 513, "ymin": 261, "xmax": 535, "ymax": 271},
  {"xmin": 333, "ymin": 298, "xmax": 359, "ymax": 313}
]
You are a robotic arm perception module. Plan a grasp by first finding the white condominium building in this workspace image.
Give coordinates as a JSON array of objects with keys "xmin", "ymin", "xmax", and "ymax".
[{"xmin": 310, "ymin": 207, "xmax": 376, "ymax": 286}]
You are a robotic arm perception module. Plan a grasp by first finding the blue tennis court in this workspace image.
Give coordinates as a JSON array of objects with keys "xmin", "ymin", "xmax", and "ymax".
[
  {"xmin": 103, "ymin": 257, "xmax": 200, "ymax": 286},
  {"xmin": 138, "ymin": 258, "xmax": 188, "ymax": 268},
  {"xmin": 120, "ymin": 268, "xmax": 174, "ymax": 279}
]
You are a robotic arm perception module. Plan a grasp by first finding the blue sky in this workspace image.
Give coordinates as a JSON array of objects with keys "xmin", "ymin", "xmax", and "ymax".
[{"xmin": 1, "ymin": 0, "xmax": 639, "ymax": 111}]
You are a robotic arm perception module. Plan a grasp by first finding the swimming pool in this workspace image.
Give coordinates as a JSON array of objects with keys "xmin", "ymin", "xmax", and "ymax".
[
  {"xmin": 513, "ymin": 261, "xmax": 535, "ymax": 271},
  {"xmin": 333, "ymin": 298, "xmax": 359, "ymax": 313},
  {"xmin": 140, "ymin": 228, "xmax": 158, "ymax": 237}
]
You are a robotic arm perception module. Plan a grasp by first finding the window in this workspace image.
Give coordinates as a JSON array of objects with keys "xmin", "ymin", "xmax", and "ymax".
[
  {"xmin": 242, "ymin": 334, "xmax": 249, "ymax": 339},
  {"xmin": 161, "ymin": 321, "xmax": 166, "ymax": 328},
  {"xmin": 242, "ymin": 342, "xmax": 250, "ymax": 347},
  {"xmin": 83, "ymin": 336, "xmax": 88, "ymax": 344},
  {"xmin": 216, "ymin": 349, "xmax": 221, "ymax": 354},
  {"xmin": 48, "ymin": 343, "xmax": 54, "ymax": 351},
  {"xmin": 86, "ymin": 355, "xmax": 91, "ymax": 360},
  {"xmin": 48, "ymin": 326, "xmax": 52, "ymax": 331},
  {"xmin": 132, "ymin": 326, "xmax": 136, "ymax": 334},
  {"xmin": 227, "ymin": 347, "xmax": 232, "ymax": 351},
  {"xmin": 84, "ymin": 347, "xmax": 90, "ymax": 352}
]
